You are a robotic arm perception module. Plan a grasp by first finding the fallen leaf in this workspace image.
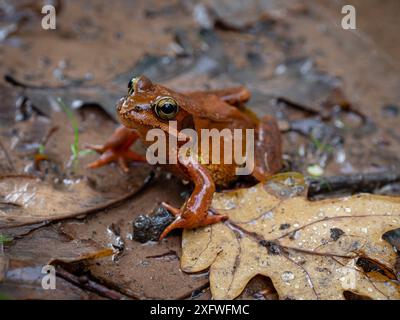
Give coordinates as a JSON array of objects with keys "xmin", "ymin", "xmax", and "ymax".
[
  {"xmin": 0, "ymin": 173, "xmax": 150, "ymax": 228},
  {"xmin": 5, "ymin": 227, "xmax": 113, "ymax": 266},
  {"xmin": 181, "ymin": 173, "xmax": 400, "ymax": 300},
  {"xmin": 0, "ymin": 270, "xmax": 105, "ymax": 300},
  {"xmin": 0, "ymin": 227, "xmax": 112, "ymax": 299}
]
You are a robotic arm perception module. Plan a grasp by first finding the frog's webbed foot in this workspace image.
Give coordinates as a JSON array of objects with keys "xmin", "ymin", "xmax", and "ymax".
[
  {"xmin": 159, "ymin": 202, "xmax": 228, "ymax": 240},
  {"xmin": 86, "ymin": 126, "xmax": 146, "ymax": 172},
  {"xmin": 87, "ymin": 148, "xmax": 145, "ymax": 172}
]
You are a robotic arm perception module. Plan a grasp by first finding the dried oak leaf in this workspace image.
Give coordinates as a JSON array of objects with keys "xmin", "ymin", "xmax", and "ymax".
[{"xmin": 181, "ymin": 173, "xmax": 400, "ymax": 300}]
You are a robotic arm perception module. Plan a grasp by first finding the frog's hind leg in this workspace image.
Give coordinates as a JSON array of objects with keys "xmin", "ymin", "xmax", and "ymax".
[
  {"xmin": 188, "ymin": 87, "xmax": 251, "ymax": 106},
  {"xmin": 86, "ymin": 126, "xmax": 146, "ymax": 172},
  {"xmin": 252, "ymin": 115, "xmax": 283, "ymax": 182},
  {"xmin": 209, "ymin": 86, "xmax": 251, "ymax": 106},
  {"xmin": 159, "ymin": 159, "xmax": 228, "ymax": 241},
  {"xmin": 159, "ymin": 204, "xmax": 227, "ymax": 241}
]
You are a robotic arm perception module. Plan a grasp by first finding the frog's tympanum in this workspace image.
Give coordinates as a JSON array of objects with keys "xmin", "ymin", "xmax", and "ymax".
[{"xmin": 88, "ymin": 76, "xmax": 282, "ymax": 240}]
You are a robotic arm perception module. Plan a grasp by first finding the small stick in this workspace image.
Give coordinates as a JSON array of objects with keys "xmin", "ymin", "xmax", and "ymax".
[
  {"xmin": 307, "ymin": 171, "xmax": 400, "ymax": 197},
  {"xmin": 40, "ymin": 126, "xmax": 59, "ymax": 148},
  {"xmin": 276, "ymin": 97, "xmax": 319, "ymax": 116},
  {"xmin": 55, "ymin": 266, "xmax": 131, "ymax": 300},
  {"xmin": 34, "ymin": 126, "xmax": 59, "ymax": 169}
]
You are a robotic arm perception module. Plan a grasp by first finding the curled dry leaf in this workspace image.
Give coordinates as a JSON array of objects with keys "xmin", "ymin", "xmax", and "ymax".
[
  {"xmin": 181, "ymin": 173, "xmax": 400, "ymax": 300},
  {"xmin": 0, "ymin": 174, "xmax": 149, "ymax": 228}
]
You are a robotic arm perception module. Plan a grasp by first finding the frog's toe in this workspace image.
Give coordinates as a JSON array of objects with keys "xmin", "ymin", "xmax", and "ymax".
[
  {"xmin": 117, "ymin": 156, "xmax": 129, "ymax": 173},
  {"xmin": 124, "ymin": 150, "xmax": 146, "ymax": 162},
  {"xmin": 159, "ymin": 217, "xmax": 187, "ymax": 241},
  {"xmin": 200, "ymin": 213, "xmax": 228, "ymax": 226},
  {"xmin": 161, "ymin": 202, "xmax": 181, "ymax": 216},
  {"xmin": 86, "ymin": 126, "xmax": 144, "ymax": 171},
  {"xmin": 87, "ymin": 150, "xmax": 118, "ymax": 169},
  {"xmin": 159, "ymin": 207, "xmax": 228, "ymax": 241},
  {"xmin": 87, "ymin": 149, "xmax": 146, "ymax": 171},
  {"xmin": 85, "ymin": 143, "xmax": 107, "ymax": 153}
]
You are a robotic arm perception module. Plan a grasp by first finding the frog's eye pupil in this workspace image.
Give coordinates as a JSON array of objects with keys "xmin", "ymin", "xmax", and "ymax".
[
  {"xmin": 161, "ymin": 102, "xmax": 176, "ymax": 114},
  {"xmin": 154, "ymin": 97, "xmax": 179, "ymax": 120}
]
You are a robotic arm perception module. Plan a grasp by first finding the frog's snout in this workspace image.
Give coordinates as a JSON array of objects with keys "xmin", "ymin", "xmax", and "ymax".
[
  {"xmin": 116, "ymin": 97, "xmax": 124, "ymax": 111},
  {"xmin": 116, "ymin": 97, "xmax": 130, "ymax": 115}
]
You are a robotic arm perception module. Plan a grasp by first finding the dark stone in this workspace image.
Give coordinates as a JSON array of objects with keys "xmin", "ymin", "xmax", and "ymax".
[
  {"xmin": 132, "ymin": 206, "xmax": 175, "ymax": 243},
  {"xmin": 330, "ymin": 228, "xmax": 345, "ymax": 241},
  {"xmin": 279, "ymin": 223, "xmax": 291, "ymax": 230},
  {"xmin": 382, "ymin": 104, "xmax": 399, "ymax": 117},
  {"xmin": 246, "ymin": 51, "xmax": 264, "ymax": 67},
  {"xmin": 260, "ymin": 240, "xmax": 281, "ymax": 255}
]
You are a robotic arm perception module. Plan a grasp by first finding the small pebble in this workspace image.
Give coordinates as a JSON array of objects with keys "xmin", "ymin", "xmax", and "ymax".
[{"xmin": 382, "ymin": 104, "xmax": 399, "ymax": 117}]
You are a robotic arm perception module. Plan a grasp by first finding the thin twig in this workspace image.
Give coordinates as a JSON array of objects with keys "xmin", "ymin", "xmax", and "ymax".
[
  {"xmin": 276, "ymin": 97, "xmax": 319, "ymax": 116},
  {"xmin": 56, "ymin": 267, "xmax": 131, "ymax": 300},
  {"xmin": 40, "ymin": 126, "xmax": 59, "ymax": 149},
  {"xmin": 307, "ymin": 171, "xmax": 400, "ymax": 197}
]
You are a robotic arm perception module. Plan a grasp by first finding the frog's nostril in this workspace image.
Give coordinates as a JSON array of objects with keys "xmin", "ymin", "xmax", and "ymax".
[{"xmin": 116, "ymin": 98, "xmax": 125, "ymax": 112}]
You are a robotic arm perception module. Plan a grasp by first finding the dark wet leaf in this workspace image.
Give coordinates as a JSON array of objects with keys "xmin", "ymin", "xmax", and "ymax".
[
  {"xmin": 0, "ymin": 172, "xmax": 150, "ymax": 228},
  {"xmin": 382, "ymin": 228, "xmax": 400, "ymax": 251},
  {"xmin": 0, "ymin": 227, "xmax": 110, "ymax": 299}
]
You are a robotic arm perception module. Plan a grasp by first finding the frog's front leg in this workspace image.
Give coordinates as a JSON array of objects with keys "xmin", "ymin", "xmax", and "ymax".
[
  {"xmin": 86, "ymin": 126, "xmax": 146, "ymax": 172},
  {"xmin": 252, "ymin": 115, "xmax": 283, "ymax": 181},
  {"xmin": 159, "ymin": 159, "xmax": 227, "ymax": 240}
]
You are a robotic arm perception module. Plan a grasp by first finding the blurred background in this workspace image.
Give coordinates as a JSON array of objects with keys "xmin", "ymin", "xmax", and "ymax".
[{"xmin": 1, "ymin": 0, "xmax": 399, "ymax": 176}]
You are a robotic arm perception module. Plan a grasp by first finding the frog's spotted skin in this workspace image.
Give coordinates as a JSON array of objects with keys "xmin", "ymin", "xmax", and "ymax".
[{"xmin": 87, "ymin": 75, "xmax": 282, "ymax": 240}]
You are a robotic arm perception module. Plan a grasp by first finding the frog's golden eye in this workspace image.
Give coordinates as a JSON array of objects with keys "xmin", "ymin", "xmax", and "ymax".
[
  {"xmin": 153, "ymin": 97, "xmax": 179, "ymax": 120},
  {"xmin": 128, "ymin": 77, "xmax": 138, "ymax": 95}
]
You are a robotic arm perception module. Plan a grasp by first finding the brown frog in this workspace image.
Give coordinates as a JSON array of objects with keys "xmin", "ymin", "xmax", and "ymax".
[{"xmin": 87, "ymin": 76, "xmax": 282, "ymax": 240}]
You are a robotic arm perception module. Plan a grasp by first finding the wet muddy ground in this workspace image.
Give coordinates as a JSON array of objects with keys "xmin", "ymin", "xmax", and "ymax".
[{"xmin": 0, "ymin": 0, "xmax": 399, "ymax": 299}]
